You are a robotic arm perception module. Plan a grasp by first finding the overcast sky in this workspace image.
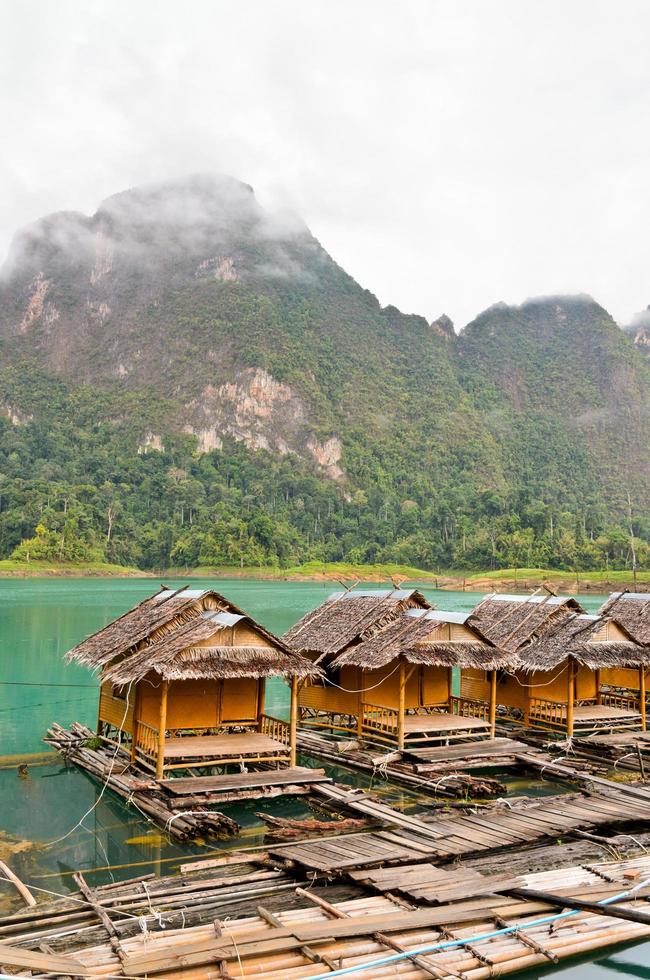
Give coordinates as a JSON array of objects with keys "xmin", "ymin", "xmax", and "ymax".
[{"xmin": 1, "ymin": 0, "xmax": 649, "ymax": 328}]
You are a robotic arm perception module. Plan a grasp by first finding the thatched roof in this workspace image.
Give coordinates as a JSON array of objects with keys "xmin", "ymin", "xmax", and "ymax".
[
  {"xmin": 598, "ymin": 592, "xmax": 650, "ymax": 645},
  {"xmin": 102, "ymin": 610, "xmax": 318, "ymax": 684},
  {"xmin": 468, "ymin": 593, "xmax": 586, "ymax": 654},
  {"xmin": 283, "ymin": 588, "xmax": 431, "ymax": 660},
  {"xmin": 516, "ymin": 613, "xmax": 649, "ymax": 672},
  {"xmin": 67, "ymin": 588, "xmax": 273, "ymax": 671},
  {"xmin": 330, "ymin": 609, "xmax": 510, "ymax": 671}
]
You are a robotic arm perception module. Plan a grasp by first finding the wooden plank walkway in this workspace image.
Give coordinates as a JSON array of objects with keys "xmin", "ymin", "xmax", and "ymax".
[
  {"xmin": 162, "ymin": 767, "xmax": 330, "ymax": 796},
  {"xmin": 270, "ymin": 789, "xmax": 650, "ymax": 873},
  {"xmin": 349, "ymin": 862, "xmax": 522, "ymax": 903},
  {"xmin": 402, "ymin": 736, "xmax": 532, "ymax": 763}
]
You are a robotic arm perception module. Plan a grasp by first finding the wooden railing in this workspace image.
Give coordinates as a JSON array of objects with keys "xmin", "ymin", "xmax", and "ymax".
[
  {"xmin": 259, "ymin": 714, "xmax": 290, "ymax": 745},
  {"xmin": 361, "ymin": 702, "xmax": 399, "ymax": 737},
  {"xmin": 599, "ymin": 692, "xmax": 641, "ymax": 712},
  {"xmin": 528, "ymin": 697, "xmax": 567, "ymax": 727},
  {"xmin": 134, "ymin": 720, "xmax": 158, "ymax": 760},
  {"xmin": 410, "ymin": 702, "xmax": 449, "ymax": 716},
  {"xmin": 449, "ymin": 696, "xmax": 490, "ymax": 720}
]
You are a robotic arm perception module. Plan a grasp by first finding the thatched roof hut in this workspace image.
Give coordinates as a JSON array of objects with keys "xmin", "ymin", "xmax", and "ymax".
[
  {"xmin": 283, "ymin": 588, "xmax": 431, "ymax": 660},
  {"xmin": 598, "ymin": 592, "xmax": 650, "ymax": 645},
  {"xmin": 468, "ymin": 593, "xmax": 585, "ymax": 654},
  {"xmin": 515, "ymin": 613, "xmax": 649, "ymax": 672},
  {"xmin": 66, "ymin": 587, "xmax": 250, "ymax": 671},
  {"xmin": 330, "ymin": 610, "xmax": 509, "ymax": 671},
  {"xmin": 104, "ymin": 610, "xmax": 317, "ymax": 685}
]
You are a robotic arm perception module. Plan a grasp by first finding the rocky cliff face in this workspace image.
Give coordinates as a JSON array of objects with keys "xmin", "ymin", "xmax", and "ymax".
[
  {"xmin": 0, "ymin": 175, "xmax": 349, "ymax": 478},
  {"xmin": 0, "ymin": 174, "xmax": 649, "ymax": 524}
]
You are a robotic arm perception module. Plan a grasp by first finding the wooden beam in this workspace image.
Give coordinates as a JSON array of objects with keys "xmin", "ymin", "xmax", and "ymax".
[
  {"xmin": 156, "ymin": 680, "xmax": 169, "ymax": 781},
  {"xmin": 489, "ymin": 669, "xmax": 497, "ymax": 737},
  {"xmin": 595, "ymin": 669, "xmax": 602, "ymax": 704},
  {"xmin": 398, "ymin": 660, "xmax": 406, "ymax": 751},
  {"xmin": 507, "ymin": 885, "xmax": 650, "ymax": 927},
  {"xmin": 566, "ymin": 658, "xmax": 575, "ymax": 738},
  {"xmin": 289, "ymin": 676, "xmax": 299, "ymax": 767},
  {"xmin": 640, "ymin": 667, "xmax": 647, "ymax": 732}
]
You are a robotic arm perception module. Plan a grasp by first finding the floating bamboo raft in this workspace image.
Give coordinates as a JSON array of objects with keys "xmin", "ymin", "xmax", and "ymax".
[
  {"xmin": 5, "ymin": 855, "xmax": 650, "ymax": 977},
  {"xmin": 45, "ymin": 723, "xmax": 331, "ymax": 838}
]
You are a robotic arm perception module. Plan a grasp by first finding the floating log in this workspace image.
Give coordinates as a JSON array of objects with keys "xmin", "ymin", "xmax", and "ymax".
[{"xmin": 256, "ymin": 812, "xmax": 370, "ymax": 841}]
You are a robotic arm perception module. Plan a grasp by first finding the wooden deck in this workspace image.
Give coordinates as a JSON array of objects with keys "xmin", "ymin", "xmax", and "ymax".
[
  {"xmin": 403, "ymin": 736, "xmax": 531, "ymax": 764},
  {"xmin": 269, "ymin": 790, "xmax": 650, "ymax": 873},
  {"xmin": 162, "ymin": 767, "xmax": 330, "ymax": 796},
  {"xmin": 163, "ymin": 732, "xmax": 289, "ymax": 762},
  {"xmin": 529, "ymin": 703, "xmax": 642, "ymax": 733},
  {"xmin": 403, "ymin": 713, "xmax": 489, "ymax": 734}
]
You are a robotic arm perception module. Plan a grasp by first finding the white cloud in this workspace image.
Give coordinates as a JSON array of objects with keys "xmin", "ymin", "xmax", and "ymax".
[{"xmin": 1, "ymin": 0, "xmax": 650, "ymax": 327}]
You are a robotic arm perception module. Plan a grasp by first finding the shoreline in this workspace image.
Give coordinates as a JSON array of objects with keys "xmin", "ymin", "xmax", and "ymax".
[{"xmin": 0, "ymin": 561, "xmax": 647, "ymax": 593}]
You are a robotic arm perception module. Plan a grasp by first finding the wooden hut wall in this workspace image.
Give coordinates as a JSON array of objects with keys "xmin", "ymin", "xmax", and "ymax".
[
  {"xmin": 165, "ymin": 679, "xmax": 220, "ymax": 728},
  {"xmin": 529, "ymin": 663, "xmax": 597, "ymax": 701},
  {"xmin": 361, "ymin": 664, "xmax": 419, "ymax": 709},
  {"xmin": 299, "ymin": 666, "xmax": 360, "ymax": 715},
  {"xmin": 420, "ymin": 664, "xmax": 452, "ymax": 705},
  {"xmin": 596, "ymin": 623, "xmax": 643, "ymax": 691},
  {"xmin": 461, "ymin": 668, "xmax": 491, "ymax": 701},
  {"xmin": 602, "ymin": 666, "xmax": 643, "ymax": 689},
  {"xmin": 138, "ymin": 674, "xmax": 164, "ymax": 728},
  {"xmin": 98, "ymin": 681, "xmax": 136, "ymax": 734},
  {"xmin": 220, "ymin": 678, "xmax": 260, "ymax": 722}
]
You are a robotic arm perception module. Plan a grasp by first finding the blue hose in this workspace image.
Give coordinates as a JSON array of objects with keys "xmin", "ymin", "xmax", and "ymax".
[{"xmin": 306, "ymin": 878, "xmax": 650, "ymax": 979}]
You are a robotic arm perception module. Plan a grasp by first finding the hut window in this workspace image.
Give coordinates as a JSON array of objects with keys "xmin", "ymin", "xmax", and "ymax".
[{"xmin": 111, "ymin": 684, "xmax": 128, "ymax": 701}]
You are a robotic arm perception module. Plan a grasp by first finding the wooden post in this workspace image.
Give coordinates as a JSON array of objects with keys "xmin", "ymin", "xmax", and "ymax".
[
  {"xmin": 130, "ymin": 684, "xmax": 141, "ymax": 762},
  {"xmin": 595, "ymin": 669, "xmax": 602, "ymax": 704},
  {"xmin": 640, "ymin": 667, "xmax": 647, "ymax": 732},
  {"xmin": 489, "ymin": 669, "xmax": 497, "ymax": 737},
  {"xmin": 397, "ymin": 660, "xmax": 406, "ymax": 751},
  {"xmin": 447, "ymin": 667, "xmax": 454, "ymax": 711},
  {"xmin": 289, "ymin": 676, "xmax": 299, "ymax": 767},
  {"xmin": 566, "ymin": 659, "xmax": 575, "ymax": 739},
  {"xmin": 156, "ymin": 680, "xmax": 168, "ymax": 781},
  {"xmin": 257, "ymin": 677, "xmax": 266, "ymax": 728}
]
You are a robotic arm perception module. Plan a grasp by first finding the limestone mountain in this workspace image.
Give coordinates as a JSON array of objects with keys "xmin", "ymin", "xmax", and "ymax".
[{"xmin": 0, "ymin": 175, "xmax": 648, "ymax": 571}]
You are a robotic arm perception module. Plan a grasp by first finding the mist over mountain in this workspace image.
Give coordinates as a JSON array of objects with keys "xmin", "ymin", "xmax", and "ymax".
[{"xmin": 0, "ymin": 175, "xmax": 648, "ymax": 572}]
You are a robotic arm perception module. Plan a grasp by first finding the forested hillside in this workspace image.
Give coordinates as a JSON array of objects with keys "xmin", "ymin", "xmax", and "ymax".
[{"xmin": 0, "ymin": 175, "xmax": 648, "ymax": 572}]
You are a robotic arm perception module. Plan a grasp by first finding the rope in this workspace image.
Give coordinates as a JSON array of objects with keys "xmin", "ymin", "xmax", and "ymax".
[{"xmin": 45, "ymin": 679, "xmax": 136, "ymax": 847}]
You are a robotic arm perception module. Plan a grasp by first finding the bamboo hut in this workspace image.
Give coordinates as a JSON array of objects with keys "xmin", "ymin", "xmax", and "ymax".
[
  {"xmin": 66, "ymin": 588, "xmax": 316, "ymax": 777},
  {"xmin": 467, "ymin": 595, "xmax": 648, "ymax": 736},
  {"xmin": 327, "ymin": 609, "xmax": 510, "ymax": 748},
  {"xmin": 283, "ymin": 588, "xmax": 430, "ymax": 735},
  {"xmin": 597, "ymin": 592, "xmax": 650, "ymax": 702}
]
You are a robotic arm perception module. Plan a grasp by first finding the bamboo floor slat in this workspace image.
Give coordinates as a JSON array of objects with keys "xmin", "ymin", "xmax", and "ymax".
[{"xmin": 57, "ymin": 855, "xmax": 650, "ymax": 978}]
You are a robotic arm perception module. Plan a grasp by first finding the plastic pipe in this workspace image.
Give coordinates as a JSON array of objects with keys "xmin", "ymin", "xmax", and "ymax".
[{"xmin": 306, "ymin": 877, "xmax": 650, "ymax": 980}]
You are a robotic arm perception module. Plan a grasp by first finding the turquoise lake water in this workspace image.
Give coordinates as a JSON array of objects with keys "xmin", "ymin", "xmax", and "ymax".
[{"xmin": 2, "ymin": 578, "xmax": 643, "ymax": 977}]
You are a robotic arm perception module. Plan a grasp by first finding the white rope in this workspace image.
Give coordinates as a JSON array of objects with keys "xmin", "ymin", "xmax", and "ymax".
[{"xmin": 45, "ymin": 679, "xmax": 136, "ymax": 847}]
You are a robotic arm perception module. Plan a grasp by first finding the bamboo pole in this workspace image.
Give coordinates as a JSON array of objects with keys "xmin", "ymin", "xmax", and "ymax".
[
  {"xmin": 595, "ymin": 669, "xmax": 602, "ymax": 704},
  {"xmin": 0, "ymin": 860, "xmax": 36, "ymax": 907},
  {"xmin": 566, "ymin": 659, "xmax": 575, "ymax": 739},
  {"xmin": 156, "ymin": 680, "xmax": 169, "ymax": 781},
  {"xmin": 640, "ymin": 667, "xmax": 647, "ymax": 732},
  {"xmin": 257, "ymin": 677, "xmax": 266, "ymax": 728},
  {"xmin": 289, "ymin": 677, "xmax": 299, "ymax": 767},
  {"xmin": 489, "ymin": 670, "xmax": 497, "ymax": 737},
  {"xmin": 397, "ymin": 661, "xmax": 406, "ymax": 752}
]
